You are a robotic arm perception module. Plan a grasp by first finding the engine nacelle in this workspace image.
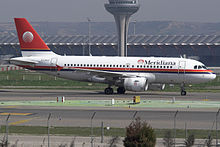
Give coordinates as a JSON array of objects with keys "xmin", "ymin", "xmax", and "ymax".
[
  {"xmin": 148, "ymin": 84, "xmax": 166, "ymax": 91},
  {"xmin": 88, "ymin": 76, "xmax": 106, "ymax": 83},
  {"xmin": 124, "ymin": 77, "xmax": 148, "ymax": 92}
]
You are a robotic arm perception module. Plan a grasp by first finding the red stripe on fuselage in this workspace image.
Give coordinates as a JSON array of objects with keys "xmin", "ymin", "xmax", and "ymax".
[{"xmin": 17, "ymin": 65, "xmax": 214, "ymax": 73}]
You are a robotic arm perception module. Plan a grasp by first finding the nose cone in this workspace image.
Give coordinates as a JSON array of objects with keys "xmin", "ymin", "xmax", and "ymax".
[
  {"xmin": 211, "ymin": 73, "xmax": 217, "ymax": 80},
  {"xmin": 201, "ymin": 73, "xmax": 216, "ymax": 83},
  {"xmin": 205, "ymin": 73, "xmax": 216, "ymax": 81}
]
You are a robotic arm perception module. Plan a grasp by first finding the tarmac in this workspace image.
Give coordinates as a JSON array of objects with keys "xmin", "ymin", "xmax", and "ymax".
[
  {"xmin": 0, "ymin": 89, "xmax": 220, "ymax": 129},
  {"xmin": 3, "ymin": 135, "xmax": 215, "ymax": 147},
  {"xmin": 0, "ymin": 89, "xmax": 219, "ymax": 146}
]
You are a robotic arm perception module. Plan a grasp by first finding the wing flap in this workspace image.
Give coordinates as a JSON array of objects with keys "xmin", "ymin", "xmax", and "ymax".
[{"xmin": 66, "ymin": 67, "xmax": 128, "ymax": 80}]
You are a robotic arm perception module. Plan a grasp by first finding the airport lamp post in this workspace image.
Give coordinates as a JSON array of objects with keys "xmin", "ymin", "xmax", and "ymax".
[
  {"xmin": 133, "ymin": 20, "xmax": 137, "ymax": 35},
  {"xmin": 87, "ymin": 18, "xmax": 91, "ymax": 56},
  {"xmin": 174, "ymin": 110, "xmax": 178, "ymax": 147},
  {"xmin": 91, "ymin": 111, "xmax": 96, "ymax": 147},
  {"xmin": 47, "ymin": 113, "xmax": 51, "ymax": 147},
  {"xmin": 5, "ymin": 114, "xmax": 10, "ymax": 145},
  {"xmin": 216, "ymin": 108, "xmax": 220, "ymax": 146}
]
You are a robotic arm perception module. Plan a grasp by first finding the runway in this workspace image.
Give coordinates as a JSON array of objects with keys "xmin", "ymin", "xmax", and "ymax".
[
  {"xmin": 0, "ymin": 107, "xmax": 219, "ymax": 129},
  {"xmin": 0, "ymin": 89, "xmax": 220, "ymax": 129},
  {"xmin": 0, "ymin": 89, "xmax": 219, "ymax": 101}
]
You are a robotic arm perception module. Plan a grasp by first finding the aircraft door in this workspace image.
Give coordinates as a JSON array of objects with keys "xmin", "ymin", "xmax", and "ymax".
[
  {"xmin": 178, "ymin": 61, "xmax": 186, "ymax": 82},
  {"xmin": 50, "ymin": 58, "xmax": 58, "ymax": 71}
]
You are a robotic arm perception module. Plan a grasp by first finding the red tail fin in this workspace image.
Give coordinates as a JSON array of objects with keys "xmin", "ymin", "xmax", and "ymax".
[{"xmin": 14, "ymin": 18, "xmax": 50, "ymax": 51}]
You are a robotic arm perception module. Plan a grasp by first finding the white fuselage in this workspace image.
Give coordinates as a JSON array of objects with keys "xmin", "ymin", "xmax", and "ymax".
[{"xmin": 12, "ymin": 55, "xmax": 216, "ymax": 86}]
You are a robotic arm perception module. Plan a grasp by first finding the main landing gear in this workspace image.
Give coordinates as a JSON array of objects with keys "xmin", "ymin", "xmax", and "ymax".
[
  {"xmin": 104, "ymin": 87, "xmax": 114, "ymax": 95},
  {"xmin": 104, "ymin": 87, "xmax": 126, "ymax": 95},
  {"xmin": 117, "ymin": 87, "xmax": 126, "ymax": 94},
  {"xmin": 180, "ymin": 83, "xmax": 187, "ymax": 96}
]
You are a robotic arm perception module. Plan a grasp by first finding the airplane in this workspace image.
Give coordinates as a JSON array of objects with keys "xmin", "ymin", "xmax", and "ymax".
[{"xmin": 10, "ymin": 18, "xmax": 216, "ymax": 96}]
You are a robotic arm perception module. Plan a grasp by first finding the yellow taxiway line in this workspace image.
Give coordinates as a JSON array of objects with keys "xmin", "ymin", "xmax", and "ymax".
[
  {"xmin": 0, "ymin": 113, "xmax": 32, "ymax": 116},
  {"xmin": 9, "ymin": 117, "xmax": 38, "ymax": 125}
]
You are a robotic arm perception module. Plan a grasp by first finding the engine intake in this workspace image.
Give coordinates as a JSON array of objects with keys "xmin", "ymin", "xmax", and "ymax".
[{"xmin": 124, "ymin": 77, "xmax": 148, "ymax": 92}]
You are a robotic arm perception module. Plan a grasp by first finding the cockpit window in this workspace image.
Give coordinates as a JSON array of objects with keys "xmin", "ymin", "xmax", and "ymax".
[
  {"xmin": 194, "ymin": 65, "xmax": 207, "ymax": 70},
  {"xmin": 202, "ymin": 66, "xmax": 207, "ymax": 69},
  {"xmin": 198, "ymin": 65, "xmax": 202, "ymax": 69}
]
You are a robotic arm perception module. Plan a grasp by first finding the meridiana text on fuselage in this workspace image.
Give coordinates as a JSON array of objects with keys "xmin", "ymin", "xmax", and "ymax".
[{"xmin": 138, "ymin": 59, "xmax": 176, "ymax": 66}]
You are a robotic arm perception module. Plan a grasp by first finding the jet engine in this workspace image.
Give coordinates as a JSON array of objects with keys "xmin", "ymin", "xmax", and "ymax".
[
  {"xmin": 148, "ymin": 84, "xmax": 166, "ymax": 91},
  {"xmin": 124, "ymin": 77, "xmax": 148, "ymax": 92}
]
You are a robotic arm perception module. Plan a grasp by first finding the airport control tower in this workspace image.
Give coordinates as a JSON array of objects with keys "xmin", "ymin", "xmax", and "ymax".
[{"xmin": 105, "ymin": 0, "xmax": 140, "ymax": 56}]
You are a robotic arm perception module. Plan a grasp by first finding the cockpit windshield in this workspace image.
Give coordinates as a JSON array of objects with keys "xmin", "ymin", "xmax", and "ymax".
[{"xmin": 194, "ymin": 65, "xmax": 207, "ymax": 69}]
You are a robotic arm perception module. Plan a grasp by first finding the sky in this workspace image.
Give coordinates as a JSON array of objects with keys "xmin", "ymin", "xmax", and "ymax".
[{"xmin": 0, "ymin": 0, "xmax": 220, "ymax": 23}]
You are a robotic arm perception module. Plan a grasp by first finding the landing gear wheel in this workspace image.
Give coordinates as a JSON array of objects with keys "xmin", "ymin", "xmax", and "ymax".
[
  {"xmin": 117, "ymin": 87, "xmax": 126, "ymax": 94},
  {"xmin": 180, "ymin": 83, "xmax": 186, "ymax": 96},
  {"xmin": 181, "ymin": 90, "xmax": 186, "ymax": 96},
  {"xmin": 104, "ymin": 88, "xmax": 114, "ymax": 95}
]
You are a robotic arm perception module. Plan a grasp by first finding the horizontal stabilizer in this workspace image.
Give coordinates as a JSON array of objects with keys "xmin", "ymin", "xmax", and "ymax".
[{"xmin": 10, "ymin": 58, "xmax": 39, "ymax": 65}]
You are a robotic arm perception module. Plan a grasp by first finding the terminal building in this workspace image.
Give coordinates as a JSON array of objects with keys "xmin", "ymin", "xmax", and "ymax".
[{"xmin": 0, "ymin": 34, "xmax": 220, "ymax": 66}]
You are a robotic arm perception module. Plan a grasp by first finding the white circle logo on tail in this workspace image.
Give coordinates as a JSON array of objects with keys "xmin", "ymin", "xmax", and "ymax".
[{"xmin": 22, "ymin": 31, "xmax": 34, "ymax": 43}]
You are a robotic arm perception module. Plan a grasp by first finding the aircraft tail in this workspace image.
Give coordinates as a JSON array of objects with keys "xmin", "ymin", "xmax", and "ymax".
[{"xmin": 14, "ymin": 18, "xmax": 57, "ymax": 57}]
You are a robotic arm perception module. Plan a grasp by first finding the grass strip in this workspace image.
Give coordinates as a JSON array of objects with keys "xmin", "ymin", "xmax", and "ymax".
[
  {"xmin": 0, "ymin": 70, "xmax": 220, "ymax": 92},
  {"xmin": 0, "ymin": 125, "xmax": 218, "ymax": 139}
]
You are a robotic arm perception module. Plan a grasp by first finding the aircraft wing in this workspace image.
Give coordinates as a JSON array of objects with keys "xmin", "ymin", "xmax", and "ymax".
[{"xmin": 67, "ymin": 67, "xmax": 132, "ymax": 80}]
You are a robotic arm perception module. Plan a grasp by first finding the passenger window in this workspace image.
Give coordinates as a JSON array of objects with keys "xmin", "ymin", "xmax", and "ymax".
[
  {"xmin": 84, "ymin": 64, "xmax": 86, "ymax": 67},
  {"xmin": 167, "ymin": 66, "xmax": 169, "ymax": 68},
  {"xmin": 90, "ymin": 64, "xmax": 92, "ymax": 67},
  {"xmin": 64, "ymin": 64, "xmax": 66, "ymax": 66},
  {"xmin": 170, "ymin": 66, "xmax": 172, "ymax": 69},
  {"xmin": 123, "ymin": 65, "xmax": 125, "ymax": 67},
  {"xmin": 160, "ymin": 66, "xmax": 162, "ymax": 68},
  {"xmin": 67, "ymin": 64, "xmax": 70, "ymax": 66},
  {"xmin": 97, "ymin": 64, "xmax": 99, "ymax": 67},
  {"xmin": 137, "ymin": 65, "xmax": 139, "ymax": 68},
  {"xmin": 87, "ymin": 64, "xmax": 89, "ymax": 67}
]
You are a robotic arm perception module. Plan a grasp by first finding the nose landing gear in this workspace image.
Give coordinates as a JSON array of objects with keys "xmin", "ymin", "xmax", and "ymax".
[
  {"xmin": 181, "ymin": 90, "xmax": 187, "ymax": 96},
  {"xmin": 180, "ymin": 83, "xmax": 187, "ymax": 96}
]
